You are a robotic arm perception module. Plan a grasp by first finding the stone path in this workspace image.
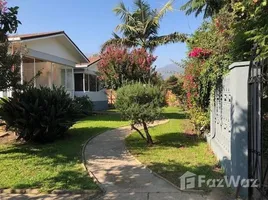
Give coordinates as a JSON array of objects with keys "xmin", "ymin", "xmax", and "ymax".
[{"xmin": 84, "ymin": 120, "xmax": 209, "ymax": 200}]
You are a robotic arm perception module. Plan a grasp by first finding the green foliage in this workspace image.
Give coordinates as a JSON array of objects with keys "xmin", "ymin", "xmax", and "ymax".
[
  {"xmin": 0, "ymin": 3, "xmax": 21, "ymax": 90},
  {"xmin": 74, "ymin": 96, "xmax": 93, "ymax": 115},
  {"xmin": 232, "ymin": 0, "xmax": 268, "ymax": 58},
  {"xmin": 180, "ymin": 0, "xmax": 225, "ymax": 18},
  {"xmin": 0, "ymin": 86, "xmax": 83, "ymax": 143},
  {"xmin": 116, "ymin": 83, "xmax": 163, "ymax": 124},
  {"xmin": 115, "ymin": 83, "xmax": 164, "ymax": 145},
  {"xmin": 165, "ymin": 75, "xmax": 184, "ymax": 97},
  {"xmin": 188, "ymin": 106, "xmax": 210, "ymax": 132},
  {"xmin": 102, "ymin": 0, "xmax": 187, "ymax": 52},
  {"xmin": 0, "ymin": 42, "xmax": 21, "ymax": 91}
]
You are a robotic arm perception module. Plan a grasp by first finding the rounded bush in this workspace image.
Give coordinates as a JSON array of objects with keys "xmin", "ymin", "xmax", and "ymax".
[
  {"xmin": 0, "ymin": 86, "xmax": 83, "ymax": 143},
  {"xmin": 116, "ymin": 83, "xmax": 164, "ymax": 124}
]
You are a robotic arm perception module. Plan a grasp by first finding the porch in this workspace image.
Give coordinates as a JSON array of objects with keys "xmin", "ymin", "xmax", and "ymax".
[
  {"xmin": 0, "ymin": 56, "xmax": 74, "ymax": 98},
  {"xmin": 22, "ymin": 56, "xmax": 74, "ymax": 97},
  {"xmin": 74, "ymin": 68, "xmax": 108, "ymax": 111}
]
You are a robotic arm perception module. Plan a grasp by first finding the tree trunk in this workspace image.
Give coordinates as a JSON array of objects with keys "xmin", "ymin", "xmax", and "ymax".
[
  {"xmin": 142, "ymin": 121, "xmax": 153, "ymax": 146},
  {"xmin": 131, "ymin": 124, "xmax": 146, "ymax": 141}
]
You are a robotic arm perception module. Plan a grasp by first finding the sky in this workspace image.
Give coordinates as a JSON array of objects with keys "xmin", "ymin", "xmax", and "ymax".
[{"xmin": 7, "ymin": 0, "xmax": 203, "ymax": 68}]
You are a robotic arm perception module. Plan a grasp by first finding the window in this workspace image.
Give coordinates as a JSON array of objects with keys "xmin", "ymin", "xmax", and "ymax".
[
  {"xmin": 61, "ymin": 69, "xmax": 66, "ymax": 86},
  {"xmin": 36, "ymin": 60, "xmax": 50, "ymax": 88},
  {"xmin": 66, "ymin": 69, "xmax": 73, "ymax": 90},
  {"xmin": 22, "ymin": 57, "xmax": 35, "ymax": 85},
  {"xmin": 74, "ymin": 74, "xmax": 83, "ymax": 91},
  {"xmin": 89, "ymin": 74, "xmax": 97, "ymax": 91}
]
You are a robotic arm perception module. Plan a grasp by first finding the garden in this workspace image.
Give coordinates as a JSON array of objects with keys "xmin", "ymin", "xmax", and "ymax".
[{"xmin": 0, "ymin": 0, "xmax": 268, "ymax": 197}]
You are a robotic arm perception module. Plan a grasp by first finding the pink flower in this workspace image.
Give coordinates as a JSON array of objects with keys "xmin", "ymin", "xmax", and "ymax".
[{"xmin": 189, "ymin": 47, "xmax": 211, "ymax": 59}]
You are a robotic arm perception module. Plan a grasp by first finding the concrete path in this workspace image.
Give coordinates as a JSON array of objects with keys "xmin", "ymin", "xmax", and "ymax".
[{"xmin": 84, "ymin": 120, "xmax": 208, "ymax": 200}]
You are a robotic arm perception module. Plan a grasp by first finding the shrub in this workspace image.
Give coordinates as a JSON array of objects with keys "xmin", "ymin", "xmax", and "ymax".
[
  {"xmin": 115, "ymin": 83, "xmax": 164, "ymax": 145},
  {"xmin": 0, "ymin": 86, "xmax": 83, "ymax": 143},
  {"xmin": 74, "ymin": 96, "xmax": 93, "ymax": 115},
  {"xmin": 98, "ymin": 46, "xmax": 158, "ymax": 89}
]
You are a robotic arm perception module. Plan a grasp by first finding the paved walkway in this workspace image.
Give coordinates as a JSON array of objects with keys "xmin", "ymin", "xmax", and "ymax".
[{"xmin": 84, "ymin": 120, "xmax": 209, "ymax": 200}]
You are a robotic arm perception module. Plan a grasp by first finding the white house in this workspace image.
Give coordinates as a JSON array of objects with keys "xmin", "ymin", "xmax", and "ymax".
[{"xmin": 0, "ymin": 31, "xmax": 108, "ymax": 110}]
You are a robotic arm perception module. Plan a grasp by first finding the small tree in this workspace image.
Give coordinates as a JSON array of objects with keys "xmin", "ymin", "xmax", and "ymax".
[
  {"xmin": 0, "ymin": 0, "xmax": 21, "ymax": 91},
  {"xmin": 98, "ymin": 46, "xmax": 158, "ymax": 89},
  {"xmin": 115, "ymin": 83, "xmax": 164, "ymax": 145}
]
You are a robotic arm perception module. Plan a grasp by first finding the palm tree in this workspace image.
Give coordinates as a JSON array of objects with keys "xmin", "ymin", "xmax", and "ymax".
[
  {"xmin": 101, "ymin": 0, "xmax": 188, "ymax": 52},
  {"xmin": 180, "ymin": 0, "xmax": 224, "ymax": 19}
]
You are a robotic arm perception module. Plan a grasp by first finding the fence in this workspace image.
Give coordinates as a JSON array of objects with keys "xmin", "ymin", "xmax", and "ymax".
[{"xmin": 208, "ymin": 61, "xmax": 250, "ymax": 197}]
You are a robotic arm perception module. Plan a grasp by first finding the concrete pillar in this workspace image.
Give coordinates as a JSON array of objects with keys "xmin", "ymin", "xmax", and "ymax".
[{"xmin": 229, "ymin": 61, "xmax": 250, "ymax": 196}]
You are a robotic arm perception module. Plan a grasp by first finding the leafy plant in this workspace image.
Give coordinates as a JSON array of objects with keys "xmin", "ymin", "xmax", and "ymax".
[
  {"xmin": 102, "ymin": 0, "xmax": 187, "ymax": 52},
  {"xmin": 74, "ymin": 96, "xmax": 93, "ymax": 115},
  {"xmin": 180, "ymin": 0, "xmax": 225, "ymax": 19},
  {"xmin": 0, "ymin": 1, "xmax": 21, "ymax": 91},
  {"xmin": 0, "ymin": 86, "xmax": 83, "ymax": 143},
  {"xmin": 115, "ymin": 83, "xmax": 164, "ymax": 145}
]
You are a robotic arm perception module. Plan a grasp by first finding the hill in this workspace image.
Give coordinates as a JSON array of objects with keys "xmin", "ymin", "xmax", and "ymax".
[{"xmin": 156, "ymin": 63, "xmax": 184, "ymax": 79}]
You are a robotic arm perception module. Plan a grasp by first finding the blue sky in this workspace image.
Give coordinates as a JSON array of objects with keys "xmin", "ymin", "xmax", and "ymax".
[{"xmin": 7, "ymin": 0, "xmax": 202, "ymax": 68}]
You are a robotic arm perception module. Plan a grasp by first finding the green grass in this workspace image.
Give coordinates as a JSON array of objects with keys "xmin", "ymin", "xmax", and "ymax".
[
  {"xmin": 0, "ymin": 113, "xmax": 128, "ymax": 192},
  {"xmin": 126, "ymin": 107, "xmax": 222, "ymax": 191}
]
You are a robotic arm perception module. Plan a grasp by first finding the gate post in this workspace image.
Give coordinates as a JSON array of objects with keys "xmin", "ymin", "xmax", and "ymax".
[{"xmin": 229, "ymin": 61, "xmax": 250, "ymax": 197}]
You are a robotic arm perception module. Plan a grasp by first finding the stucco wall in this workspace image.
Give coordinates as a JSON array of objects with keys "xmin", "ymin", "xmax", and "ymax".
[{"xmin": 208, "ymin": 61, "xmax": 250, "ymax": 197}]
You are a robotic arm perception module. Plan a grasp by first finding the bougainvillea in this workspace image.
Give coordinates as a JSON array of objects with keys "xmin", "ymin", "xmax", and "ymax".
[
  {"xmin": 98, "ymin": 46, "xmax": 158, "ymax": 89},
  {"xmin": 188, "ymin": 47, "xmax": 211, "ymax": 59}
]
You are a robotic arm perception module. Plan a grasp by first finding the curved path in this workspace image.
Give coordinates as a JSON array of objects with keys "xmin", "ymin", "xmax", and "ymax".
[{"xmin": 84, "ymin": 120, "xmax": 207, "ymax": 200}]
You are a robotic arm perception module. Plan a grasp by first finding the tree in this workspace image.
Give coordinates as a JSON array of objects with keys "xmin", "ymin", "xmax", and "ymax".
[
  {"xmin": 0, "ymin": 0, "xmax": 21, "ymax": 91},
  {"xmin": 102, "ymin": 0, "xmax": 187, "ymax": 52},
  {"xmin": 115, "ymin": 83, "xmax": 164, "ymax": 145},
  {"xmin": 98, "ymin": 46, "xmax": 159, "ymax": 89},
  {"xmin": 180, "ymin": 0, "xmax": 224, "ymax": 19}
]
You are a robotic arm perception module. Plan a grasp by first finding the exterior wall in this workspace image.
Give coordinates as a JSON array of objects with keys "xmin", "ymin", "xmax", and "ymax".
[
  {"xmin": 88, "ymin": 62, "xmax": 98, "ymax": 72},
  {"xmin": 74, "ymin": 90, "xmax": 108, "ymax": 111},
  {"xmin": 24, "ymin": 38, "xmax": 78, "ymax": 63},
  {"xmin": 208, "ymin": 61, "xmax": 250, "ymax": 197}
]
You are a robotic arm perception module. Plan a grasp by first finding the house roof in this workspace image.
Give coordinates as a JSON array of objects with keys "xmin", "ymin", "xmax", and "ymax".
[
  {"xmin": 8, "ymin": 31, "xmax": 89, "ymax": 63},
  {"xmin": 8, "ymin": 31, "xmax": 65, "ymax": 40},
  {"xmin": 88, "ymin": 55, "xmax": 101, "ymax": 65}
]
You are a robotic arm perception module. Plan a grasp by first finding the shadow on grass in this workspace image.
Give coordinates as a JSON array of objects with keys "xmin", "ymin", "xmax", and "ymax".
[
  {"xmin": 14, "ymin": 170, "xmax": 98, "ymax": 191},
  {"xmin": 0, "ymin": 114, "xmax": 127, "ymax": 191},
  {"xmin": 153, "ymin": 131, "xmax": 205, "ymax": 148},
  {"xmin": 148, "ymin": 160, "xmax": 223, "ymax": 192},
  {"xmin": 0, "ymin": 126, "xmax": 109, "ymax": 164}
]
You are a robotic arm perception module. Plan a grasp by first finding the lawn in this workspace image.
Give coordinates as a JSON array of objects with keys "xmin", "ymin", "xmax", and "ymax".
[
  {"xmin": 126, "ymin": 107, "xmax": 223, "ymax": 191},
  {"xmin": 0, "ymin": 112, "xmax": 128, "ymax": 192}
]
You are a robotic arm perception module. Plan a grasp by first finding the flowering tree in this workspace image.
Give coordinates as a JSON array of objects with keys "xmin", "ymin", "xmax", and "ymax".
[
  {"xmin": 98, "ymin": 46, "xmax": 158, "ymax": 89},
  {"xmin": 0, "ymin": 0, "xmax": 21, "ymax": 90}
]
